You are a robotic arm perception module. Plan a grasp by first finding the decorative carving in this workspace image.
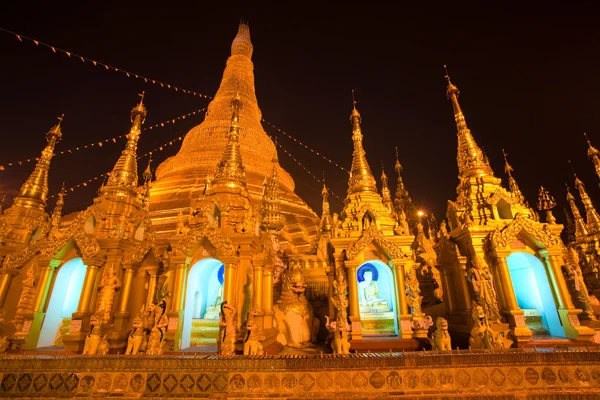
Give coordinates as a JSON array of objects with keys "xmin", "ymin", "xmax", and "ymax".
[
  {"xmin": 430, "ymin": 317, "xmax": 452, "ymax": 351},
  {"xmin": 243, "ymin": 309, "xmax": 263, "ymax": 356},
  {"xmin": 563, "ymin": 246, "xmax": 596, "ymax": 320},
  {"xmin": 96, "ymin": 264, "xmax": 121, "ymax": 324},
  {"xmin": 491, "ymin": 213, "xmax": 561, "ymax": 250},
  {"xmin": 273, "ymin": 260, "xmax": 319, "ymax": 348},
  {"xmin": 146, "ymin": 300, "xmax": 168, "ymax": 356},
  {"xmin": 219, "ymin": 301, "xmax": 237, "ymax": 356},
  {"xmin": 125, "ymin": 310, "xmax": 145, "ymax": 355},
  {"xmin": 467, "ymin": 256, "xmax": 502, "ymax": 323},
  {"xmin": 346, "ymin": 225, "xmax": 404, "ymax": 260}
]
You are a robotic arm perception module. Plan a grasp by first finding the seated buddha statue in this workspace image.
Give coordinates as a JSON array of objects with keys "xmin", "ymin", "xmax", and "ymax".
[
  {"xmin": 358, "ymin": 270, "xmax": 391, "ymax": 313},
  {"xmin": 203, "ymin": 283, "xmax": 224, "ymax": 320}
]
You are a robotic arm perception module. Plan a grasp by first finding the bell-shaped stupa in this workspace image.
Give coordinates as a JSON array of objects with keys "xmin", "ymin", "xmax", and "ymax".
[{"xmin": 150, "ymin": 24, "xmax": 318, "ymax": 239}]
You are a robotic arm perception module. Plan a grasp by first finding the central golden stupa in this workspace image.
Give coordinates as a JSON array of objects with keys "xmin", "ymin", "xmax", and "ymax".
[{"xmin": 150, "ymin": 24, "xmax": 318, "ymax": 243}]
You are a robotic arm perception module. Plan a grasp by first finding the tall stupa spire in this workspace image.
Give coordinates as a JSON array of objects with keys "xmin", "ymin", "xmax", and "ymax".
[
  {"xmin": 585, "ymin": 133, "xmax": 600, "ymax": 183},
  {"xmin": 347, "ymin": 91, "xmax": 377, "ymax": 195},
  {"xmin": 104, "ymin": 93, "xmax": 146, "ymax": 194},
  {"xmin": 213, "ymin": 94, "xmax": 247, "ymax": 189},
  {"xmin": 380, "ymin": 162, "xmax": 394, "ymax": 215},
  {"xmin": 393, "ymin": 147, "xmax": 416, "ymax": 226},
  {"xmin": 444, "ymin": 66, "xmax": 493, "ymax": 180},
  {"xmin": 571, "ymin": 162, "xmax": 600, "ymax": 234},
  {"xmin": 502, "ymin": 149, "xmax": 526, "ymax": 205},
  {"xmin": 566, "ymin": 185, "xmax": 588, "ymax": 239},
  {"xmin": 14, "ymin": 115, "xmax": 63, "ymax": 208},
  {"xmin": 260, "ymin": 152, "xmax": 285, "ymax": 231},
  {"xmin": 319, "ymin": 177, "xmax": 332, "ymax": 233}
]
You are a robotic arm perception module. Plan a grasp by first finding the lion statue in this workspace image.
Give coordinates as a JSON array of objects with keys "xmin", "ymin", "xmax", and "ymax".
[
  {"xmin": 325, "ymin": 316, "xmax": 351, "ymax": 355},
  {"xmin": 469, "ymin": 303, "xmax": 506, "ymax": 350},
  {"xmin": 243, "ymin": 309, "xmax": 263, "ymax": 356},
  {"xmin": 125, "ymin": 313, "xmax": 146, "ymax": 355},
  {"xmin": 430, "ymin": 317, "xmax": 452, "ymax": 351},
  {"xmin": 273, "ymin": 261, "xmax": 319, "ymax": 349}
]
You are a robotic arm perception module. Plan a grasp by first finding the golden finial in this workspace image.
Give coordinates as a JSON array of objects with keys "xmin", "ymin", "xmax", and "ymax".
[
  {"xmin": 569, "ymin": 160, "xmax": 600, "ymax": 233},
  {"xmin": 537, "ymin": 186, "xmax": 556, "ymax": 211},
  {"xmin": 352, "ymin": 89, "xmax": 357, "ymax": 111},
  {"xmin": 502, "ymin": 149, "xmax": 513, "ymax": 174},
  {"xmin": 347, "ymin": 90, "xmax": 376, "ymax": 195},
  {"xmin": 584, "ymin": 133, "xmax": 600, "ymax": 182},
  {"xmin": 444, "ymin": 64, "xmax": 459, "ymax": 98},
  {"xmin": 143, "ymin": 152, "xmax": 153, "ymax": 182}
]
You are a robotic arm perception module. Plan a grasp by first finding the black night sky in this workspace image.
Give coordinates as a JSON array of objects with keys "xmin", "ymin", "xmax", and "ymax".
[{"xmin": 1, "ymin": 3, "xmax": 600, "ymax": 222}]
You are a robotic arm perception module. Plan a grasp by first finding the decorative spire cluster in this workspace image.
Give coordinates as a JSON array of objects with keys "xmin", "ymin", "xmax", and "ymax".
[
  {"xmin": 319, "ymin": 179, "xmax": 333, "ymax": 232},
  {"xmin": 566, "ymin": 185, "xmax": 588, "ymax": 239},
  {"xmin": 573, "ymin": 171, "xmax": 600, "ymax": 234},
  {"xmin": 537, "ymin": 186, "xmax": 556, "ymax": 224},
  {"xmin": 380, "ymin": 162, "xmax": 394, "ymax": 216},
  {"xmin": 444, "ymin": 66, "xmax": 493, "ymax": 180},
  {"xmin": 347, "ymin": 91, "xmax": 377, "ymax": 195},
  {"xmin": 585, "ymin": 133, "xmax": 600, "ymax": 183},
  {"xmin": 393, "ymin": 147, "xmax": 416, "ymax": 227},
  {"xmin": 15, "ymin": 115, "xmax": 64, "ymax": 207},
  {"xmin": 260, "ymin": 153, "xmax": 285, "ymax": 231},
  {"xmin": 104, "ymin": 93, "xmax": 146, "ymax": 193},
  {"xmin": 503, "ymin": 149, "xmax": 527, "ymax": 206},
  {"xmin": 213, "ymin": 94, "xmax": 247, "ymax": 189}
]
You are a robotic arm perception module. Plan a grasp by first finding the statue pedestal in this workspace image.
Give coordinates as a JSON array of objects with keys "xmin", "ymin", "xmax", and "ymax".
[
  {"xmin": 359, "ymin": 312, "xmax": 396, "ymax": 335},
  {"xmin": 190, "ymin": 319, "xmax": 219, "ymax": 346},
  {"xmin": 559, "ymin": 308, "xmax": 596, "ymax": 341}
]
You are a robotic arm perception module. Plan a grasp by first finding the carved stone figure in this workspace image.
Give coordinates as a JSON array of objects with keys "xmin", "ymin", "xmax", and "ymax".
[
  {"xmin": 467, "ymin": 256, "xmax": 502, "ymax": 323},
  {"xmin": 97, "ymin": 264, "xmax": 121, "ymax": 323},
  {"xmin": 430, "ymin": 317, "xmax": 452, "ymax": 351},
  {"xmin": 219, "ymin": 301, "xmax": 237, "ymax": 355},
  {"xmin": 125, "ymin": 312, "xmax": 145, "ymax": 355},
  {"xmin": 146, "ymin": 300, "xmax": 168, "ymax": 356},
  {"xmin": 175, "ymin": 210, "xmax": 189, "ymax": 235},
  {"xmin": 273, "ymin": 260, "xmax": 319, "ymax": 349},
  {"xmin": 469, "ymin": 303, "xmax": 505, "ymax": 350},
  {"xmin": 15, "ymin": 266, "xmax": 36, "ymax": 315},
  {"xmin": 243, "ymin": 309, "xmax": 263, "ymax": 356},
  {"xmin": 414, "ymin": 222, "xmax": 435, "ymax": 255},
  {"xmin": 82, "ymin": 309, "xmax": 109, "ymax": 355},
  {"xmin": 564, "ymin": 247, "xmax": 596, "ymax": 320}
]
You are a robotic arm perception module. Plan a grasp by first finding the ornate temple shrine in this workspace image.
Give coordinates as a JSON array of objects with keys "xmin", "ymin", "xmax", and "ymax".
[{"xmin": 0, "ymin": 23, "xmax": 600, "ymax": 398}]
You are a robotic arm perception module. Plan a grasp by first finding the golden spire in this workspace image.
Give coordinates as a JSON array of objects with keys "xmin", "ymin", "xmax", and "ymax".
[
  {"xmin": 571, "ymin": 162, "xmax": 600, "ymax": 234},
  {"xmin": 140, "ymin": 155, "xmax": 153, "ymax": 209},
  {"xmin": 320, "ymin": 176, "xmax": 333, "ymax": 232},
  {"xmin": 393, "ymin": 147, "xmax": 416, "ymax": 225},
  {"xmin": 213, "ymin": 93, "xmax": 247, "ymax": 189},
  {"xmin": 585, "ymin": 133, "xmax": 600, "ymax": 182},
  {"xmin": 444, "ymin": 66, "xmax": 493, "ymax": 179},
  {"xmin": 104, "ymin": 93, "xmax": 146, "ymax": 193},
  {"xmin": 347, "ymin": 91, "xmax": 377, "ymax": 195},
  {"xmin": 14, "ymin": 115, "xmax": 63, "ymax": 207},
  {"xmin": 231, "ymin": 22, "xmax": 253, "ymax": 59},
  {"xmin": 537, "ymin": 186, "xmax": 556, "ymax": 224},
  {"xmin": 380, "ymin": 162, "xmax": 394, "ymax": 214},
  {"xmin": 566, "ymin": 185, "xmax": 588, "ymax": 239},
  {"xmin": 50, "ymin": 183, "xmax": 66, "ymax": 222},
  {"xmin": 260, "ymin": 152, "xmax": 285, "ymax": 231},
  {"xmin": 502, "ymin": 149, "xmax": 527, "ymax": 205}
]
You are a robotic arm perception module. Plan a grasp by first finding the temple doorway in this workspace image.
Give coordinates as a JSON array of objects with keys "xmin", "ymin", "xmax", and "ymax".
[
  {"xmin": 356, "ymin": 260, "xmax": 398, "ymax": 335},
  {"xmin": 507, "ymin": 252, "xmax": 565, "ymax": 337},
  {"xmin": 37, "ymin": 258, "xmax": 87, "ymax": 348},
  {"xmin": 181, "ymin": 258, "xmax": 224, "ymax": 349}
]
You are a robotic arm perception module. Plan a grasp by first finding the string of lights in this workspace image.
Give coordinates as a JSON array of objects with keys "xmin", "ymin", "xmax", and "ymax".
[
  {"xmin": 0, "ymin": 27, "xmax": 214, "ymax": 99},
  {"xmin": 0, "ymin": 108, "xmax": 205, "ymax": 171},
  {"xmin": 262, "ymin": 118, "xmax": 348, "ymax": 173},
  {"xmin": 49, "ymin": 130, "xmax": 194, "ymax": 198},
  {"xmin": 268, "ymin": 135, "xmax": 343, "ymax": 203}
]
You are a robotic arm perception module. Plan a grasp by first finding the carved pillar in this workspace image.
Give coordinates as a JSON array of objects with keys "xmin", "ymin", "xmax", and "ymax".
[
  {"xmin": 493, "ymin": 252, "xmax": 531, "ymax": 343},
  {"xmin": 391, "ymin": 258, "xmax": 413, "ymax": 338},
  {"xmin": 0, "ymin": 269, "xmax": 17, "ymax": 308},
  {"xmin": 112, "ymin": 260, "xmax": 136, "ymax": 345},
  {"xmin": 167, "ymin": 256, "xmax": 188, "ymax": 351},
  {"xmin": 438, "ymin": 265, "xmax": 455, "ymax": 313},
  {"xmin": 22, "ymin": 259, "xmax": 60, "ymax": 350},
  {"xmin": 253, "ymin": 263, "xmax": 264, "ymax": 314},
  {"xmin": 542, "ymin": 250, "xmax": 595, "ymax": 340},
  {"xmin": 344, "ymin": 259, "xmax": 361, "ymax": 339},
  {"xmin": 327, "ymin": 267, "xmax": 335, "ymax": 318},
  {"xmin": 146, "ymin": 270, "xmax": 159, "ymax": 306},
  {"xmin": 262, "ymin": 264, "xmax": 274, "ymax": 329},
  {"xmin": 221, "ymin": 257, "xmax": 239, "ymax": 307},
  {"xmin": 62, "ymin": 256, "xmax": 104, "ymax": 352}
]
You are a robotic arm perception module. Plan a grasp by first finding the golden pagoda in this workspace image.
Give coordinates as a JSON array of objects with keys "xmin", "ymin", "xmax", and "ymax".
[{"xmin": 0, "ymin": 24, "xmax": 600, "ymax": 399}]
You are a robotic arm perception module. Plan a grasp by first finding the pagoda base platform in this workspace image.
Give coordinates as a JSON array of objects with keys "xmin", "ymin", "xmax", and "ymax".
[{"xmin": 2, "ymin": 349, "xmax": 600, "ymax": 398}]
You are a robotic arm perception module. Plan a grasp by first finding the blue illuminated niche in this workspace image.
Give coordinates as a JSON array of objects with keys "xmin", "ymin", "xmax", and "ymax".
[
  {"xmin": 38, "ymin": 258, "xmax": 87, "ymax": 348},
  {"xmin": 507, "ymin": 252, "xmax": 565, "ymax": 337},
  {"xmin": 180, "ymin": 258, "xmax": 224, "ymax": 349}
]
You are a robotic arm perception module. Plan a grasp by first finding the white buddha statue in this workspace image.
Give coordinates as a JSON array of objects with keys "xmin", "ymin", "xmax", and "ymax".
[{"xmin": 358, "ymin": 270, "xmax": 390, "ymax": 313}]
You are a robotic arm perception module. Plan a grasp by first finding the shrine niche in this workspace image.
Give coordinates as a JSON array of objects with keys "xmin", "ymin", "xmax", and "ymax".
[{"xmin": 356, "ymin": 260, "xmax": 396, "ymax": 335}]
